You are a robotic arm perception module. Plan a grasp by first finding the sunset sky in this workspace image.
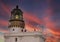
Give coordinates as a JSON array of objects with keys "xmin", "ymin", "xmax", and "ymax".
[{"xmin": 0, "ymin": 0, "xmax": 60, "ymax": 41}]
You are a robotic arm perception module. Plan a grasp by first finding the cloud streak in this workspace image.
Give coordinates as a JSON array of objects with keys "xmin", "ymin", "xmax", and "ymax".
[{"xmin": 0, "ymin": 20, "xmax": 8, "ymax": 27}]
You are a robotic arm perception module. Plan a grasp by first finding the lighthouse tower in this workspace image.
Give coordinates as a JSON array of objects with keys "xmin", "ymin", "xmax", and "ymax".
[
  {"xmin": 9, "ymin": 5, "xmax": 25, "ymax": 33},
  {"xmin": 4, "ymin": 5, "xmax": 45, "ymax": 42}
]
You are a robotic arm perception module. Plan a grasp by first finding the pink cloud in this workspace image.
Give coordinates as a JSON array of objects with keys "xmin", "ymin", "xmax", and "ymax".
[
  {"xmin": 0, "ymin": 19, "xmax": 8, "ymax": 27},
  {"xmin": 0, "ymin": 28, "xmax": 9, "ymax": 33}
]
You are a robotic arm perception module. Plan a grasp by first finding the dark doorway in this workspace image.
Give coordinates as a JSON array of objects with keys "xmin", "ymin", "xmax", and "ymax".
[{"xmin": 15, "ymin": 38, "xmax": 17, "ymax": 42}]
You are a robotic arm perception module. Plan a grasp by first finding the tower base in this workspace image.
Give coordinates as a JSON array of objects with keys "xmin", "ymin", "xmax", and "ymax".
[{"xmin": 4, "ymin": 32, "xmax": 44, "ymax": 42}]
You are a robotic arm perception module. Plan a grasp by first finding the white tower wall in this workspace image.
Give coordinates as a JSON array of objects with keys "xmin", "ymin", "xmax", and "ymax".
[{"xmin": 9, "ymin": 27, "xmax": 23, "ymax": 33}]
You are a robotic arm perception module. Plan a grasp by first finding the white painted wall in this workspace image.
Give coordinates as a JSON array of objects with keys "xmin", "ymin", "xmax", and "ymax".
[
  {"xmin": 9, "ymin": 27, "xmax": 23, "ymax": 33},
  {"xmin": 21, "ymin": 36, "xmax": 40, "ymax": 42},
  {"xmin": 4, "ymin": 32, "xmax": 44, "ymax": 42},
  {"xmin": 5, "ymin": 36, "xmax": 44, "ymax": 42}
]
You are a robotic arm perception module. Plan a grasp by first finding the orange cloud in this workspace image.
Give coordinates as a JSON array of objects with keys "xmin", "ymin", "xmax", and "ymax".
[
  {"xmin": 43, "ymin": 7, "xmax": 60, "ymax": 38},
  {"xmin": 47, "ymin": 29, "xmax": 60, "ymax": 35},
  {"xmin": 43, "ymin": 13, "xmax": 60, "ymax": 35},
  {"xmin": 24, "ymin": 12, "xmax": 43, "ymax": 24},
  {"xmin": 25, "ymin": 22, "xmax": 40, "ymax": 32}
]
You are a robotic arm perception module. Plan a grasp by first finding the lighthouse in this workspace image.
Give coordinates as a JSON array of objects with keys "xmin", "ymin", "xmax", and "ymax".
[
  {"xmin": 4, "ymin": 5, "xmax": 45, "ymax": 42},
  {"xmin": 8, "ymin": 5, "xmax": 25, "ymax": 33}
]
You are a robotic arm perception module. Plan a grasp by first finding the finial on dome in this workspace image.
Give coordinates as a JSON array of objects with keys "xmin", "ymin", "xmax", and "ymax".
[{"xmin": 16, "ymin": 5, "xmax": 19, "ymax": 9}]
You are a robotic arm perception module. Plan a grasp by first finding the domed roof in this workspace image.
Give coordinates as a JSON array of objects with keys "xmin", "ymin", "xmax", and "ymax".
[{"xmin": 11, "ymin": 5, "xmax": 23, "ymax": 15}]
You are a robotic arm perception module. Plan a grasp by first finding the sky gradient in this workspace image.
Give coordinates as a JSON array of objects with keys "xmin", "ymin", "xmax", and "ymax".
[{"xmin": 0, "ymin": 0, "xmax": 60, "ymax": 42}]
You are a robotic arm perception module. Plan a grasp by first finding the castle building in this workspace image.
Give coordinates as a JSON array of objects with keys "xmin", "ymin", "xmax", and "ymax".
[{"xmin": 4, "ymin": 5, "xmax": 45, "ymax": 42}]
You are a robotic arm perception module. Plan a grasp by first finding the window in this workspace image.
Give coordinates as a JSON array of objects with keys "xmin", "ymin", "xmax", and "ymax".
[
  {"xmin": 13, "ymin": 29, "xmax": 15, "ymax": 31},
  {"xmin": 16, "ymin": 15, "xmax": 19, "ymax": 19},
  {"xmin": 15, "ymin": 38, "xmax": 17, "ymax": 42}
]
